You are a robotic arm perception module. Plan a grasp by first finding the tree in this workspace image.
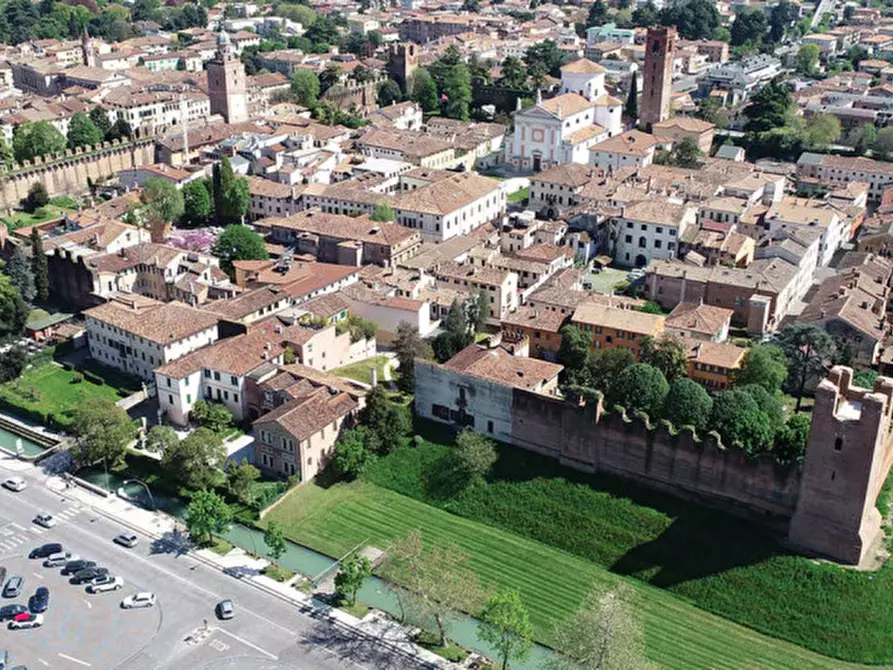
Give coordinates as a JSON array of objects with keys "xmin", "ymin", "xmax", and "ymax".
[
  {"xmin": 162, "ymin": 426, "xmax": 226, "ymax": 490},
  {"xmin": 478, "ymin": 588, "xmax": 534, "ymax": 670},
  {"xmin": 22, "ymin": 182, "xmax": 49, "ymax": 214},
  {"xmin": 66, "ymin": 112, "xmax": 103, "ymax": 149},
  {"xmin": 70, "ymin": 398, "xmax": 135, "ymax": 468},
  {"xmin": 854, "ymin": 369, "xmax": 879, "ymax": 389},
  {"xmin": 410, "ymin": 69, "xmax": 439, "ymax": 111},
  {"xmin": 796, "ymin": 44, "xmax": 820, "ymax": 75},
  {"xmin": 768, "ymin": 0, "xmax": 798, "ymax": 43},
  {"xmin": 471, "ymin": 291, "xmax": 490, "ymax": 333},
  {"xmin": 319, "ymin": 63, "xmax": 342, "ymax": 94},
  {"xmin": 739, "ymin": 383, "xmax": 784, "ymax": 428},
  {"xmin": 624, "ymin": 72, "xmax": 638, "ymax": 121},
  {"xmin": 874, "ymin": 127, "xmax": 893, "ymax": 159},
  {"xmin": 263, "ymin": 520, "xmax": 288, "ymax": 561},
  {"xmin": 89, "ymin": 106, "xmax": 112, "ymax": 140},
  {"xmin": 733, "ymin": 344, "xmax": 787, "ymax": 392},
  {"xmin": 370, "ymin": 202, "xmax": 395, "ymax": 222},
  {"xmin": 731, "ymin": 7, "xmax": 767, "ymax": 47},
  {"xmin": 0, "ymin": 274, "xmax": 27, "ymax": 340},
  {"xmin": 463, "ymin": 0, "xmax": 479, "ymax": 11},
  {"xmin": 848, "ymin": 124, "xmax": 877, "ymax": 155},
  {"xmin": 709, "ymin": 389, "xmax": 773, "ymax": 453},
  {"xmin": 334, "ymin": 553, "xmax": 372, "ymax": 606},
  {"xmin": 393, "ymin": 321, "xmax": 433, "ymax": 394},
  {"xmin": 190, "ymin": 400, "xmax": 233, "ymax": 434},
  {"xmin": 806, "ymin": 114, "xmax": 841, "ymax": 148},
  {"xmin": 145, "ymin": 424, "xmax": 179, "ymax": 455},
  {"xmin": 498, "ymin": 56, "xmax": 528, "ymax": 90},
  {"xmin": 359, "ymin": 386, "xmax": 411, "ymax": 453},
  {"xmin": 455, "ymin": 428, "xmax": 497, "ymax": 482},
  {"xmin": 558, "ymin": 324, "xmax": 592, "ymax": 387},
  {"xmin": 30, "ymin": 228, "xmax": 49, "ymax": 302},
  {"xmin": 290, "ymin": 68, "xmax": 321, "ymax": 106},
  {"xmin": 226, "ymin": 460, "xmax": 260, "ymax": 504},
  {"xmin": 185, "ymin": 489, "xmax": 233, "ymax": 546},
  {"xmin": 548, "ymin": 584, "xmax": 654, "ymax": 670},
  {"xmin": 664, "ymin": 378, "xmax": 712, "ymax": 433},
  {"xmin": 777, "ymin": 324, "xmax": 836, "ymax": 411},
  {"xmin": 181, "ymin": 178, "xmax": 213, "ymax": 227},
  {"xmin": 214, "ymin": 224, "xmax": 269, "ymax": 274},
  {"xmin": 0, "ymin": 346, "xmax": 26, "ymax": 383},
  {"xmin": 587, "ymin": 0, "xmax": 608, "ymax": 27},
  {"xmin": 632, "ymin": 1, "xmax": 658, "ymax": 27},
  {"xmin": 660, "ymin": 0, "xmax": 720, "ymax": 40},
  {"xmin": 108, "ymin": 118, "xmax": 133, "ymax": 141},
  {"xmin": 607, "ymin": 363, "xmax": 669, "ymax": 418},
  {"xmin": 12, "ymin": 121, "xmax": 66, "ymax": 163},
  {"xmin": 639, "ymin": 335, "xmax": 687, "ymax": 383},
  {"xmin": 141, "ymin": 176, "xmax": 185, "ymax": 226},
  {"xmin": 588, "ymin": 348, "xmax": 635, "ymax": 395},
  {"xmin": 524, "ymin": 40, "xmax": 563, "ymax": 79},
  {"xmin": 377, "ymin": 79, "xmax": 402, "ymax": 107},
  {"xmin": 433, "ymin": 299, "xmax": 473, "ymax": 362},
  {"xmin": 5, "ymin": 245, "xmax": 35, "ymax": 303},
  {"xmin": 743, "ymin": 81, "xmax": 792, "ymax": 134},
  {"xmin": 443, "ymin": 63, "xmax": 472, "ymax": 121},
  {"xmin": 330, "ymin": 427, "xmax": 375, "ymax": 480},
  {"xmin": 672, "ymin": 137, "xmax": 703, "ymax": 168},
  {"xmin": 212, "ymin": 156, "xmax": 250, "ymax": 225},
  {"xmin": 774, "ymin": 413, "xmax": 811, "ymax": 462}
]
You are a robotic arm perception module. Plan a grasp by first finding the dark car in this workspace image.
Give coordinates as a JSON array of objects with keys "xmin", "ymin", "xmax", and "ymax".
[
  {"xmin": 29, "ymin": 587, "xmax": 49, "ymax": 613},
  {"xmin": 70, "ymin": 567, "xmax": 108, "ymax": 585},
  {"xmin": 29, "ymin": 543, "xmax": 62, "ymax": 560},
  {"xmin": 62, "ymin": 560, "xmax": 95, "ymax": 575},
  {"xmin": 0, "ymin": 604, "xmax": 27, "ymax": 620}
]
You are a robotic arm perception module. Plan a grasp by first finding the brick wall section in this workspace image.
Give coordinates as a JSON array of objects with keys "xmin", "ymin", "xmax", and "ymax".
[{"xmin": 510, "ymin": 390, "xmax": 802, "ymax": 524}]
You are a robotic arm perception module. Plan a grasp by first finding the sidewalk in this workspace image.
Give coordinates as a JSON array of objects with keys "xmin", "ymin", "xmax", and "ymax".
[{"xmin": 48, "ymin": 475, "xmax": 452, "ymax": 669}]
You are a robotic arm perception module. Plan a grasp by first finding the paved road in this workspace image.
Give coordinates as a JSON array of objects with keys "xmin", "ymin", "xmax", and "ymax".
[{"xmin": 0, "ymin": 459, "xmax": 428, "ymax": 670}]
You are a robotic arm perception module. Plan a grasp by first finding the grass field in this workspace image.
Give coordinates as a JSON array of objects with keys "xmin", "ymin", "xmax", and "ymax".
[
  {"xmin": 333, "ymin": 356, "xmax": 394, "ymax": 385},
  {"xmin": 1, "ymin": 197, "xmax": 78, "ymax": 231},
  {"xmin": 507, "ymin": 187, "xmax": 529, "ymax": 203},
  {"xmin": 0, "ymin": 360, "xmax": 138, "ymax": 427},
  {"xmin": 265, "ymin": 480, "xmax": 870, "ymax": 670}
]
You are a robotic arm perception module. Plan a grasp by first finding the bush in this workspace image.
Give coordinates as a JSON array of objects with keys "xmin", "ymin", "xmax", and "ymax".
[
  {"xmin": 62, "ymin": 362, "xmax": 73, "ymax": 371},
  {"xmin": 71, "ymin": 373, "xmax": 84, "ymax": 384},
  {"xmin": 83, "ymin": 370, "xmax": 103, "ymax": 385}
]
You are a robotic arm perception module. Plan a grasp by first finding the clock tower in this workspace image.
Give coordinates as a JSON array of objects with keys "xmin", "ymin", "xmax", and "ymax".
[{"xmin": 207, "ymin": 31, "xmax": 248, "ymax": 124}]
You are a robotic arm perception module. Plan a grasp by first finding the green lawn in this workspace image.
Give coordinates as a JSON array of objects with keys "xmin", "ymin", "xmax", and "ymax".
[
  {"xmin": 507, "ymin": 186, "xmax": 529, "ymax": 203},
  {"xmin": 0, "ymin": 360, "xmax": 137, "ymax": 427},
  {"xmin": 333, "ymin": 356, "xmax": 394, "ymax": 386},
  {"xmin": 1, "ymin": 199, "xmax": 77, "ymax": 231},
  {"xmin": 265, "ymin": 480, "xmax": 866, "ymax": 670}
]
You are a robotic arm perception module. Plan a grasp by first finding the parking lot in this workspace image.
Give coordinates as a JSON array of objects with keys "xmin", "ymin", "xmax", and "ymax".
[{"xmin": 0, "ymin": 539, "xmax": 160, "ymax": 669}]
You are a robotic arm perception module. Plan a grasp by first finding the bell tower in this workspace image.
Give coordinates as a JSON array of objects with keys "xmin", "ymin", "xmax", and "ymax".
[
  {"xmin": 81, "ymin": 26, "xmax": 97, "ymax": 68},
  {"xmin": 207, "ymin": 31, "xmax": 248, "ymax": 124},
  {"xmin": 640, "ymin": 26, "xmax": 675, "ymax": 130}
]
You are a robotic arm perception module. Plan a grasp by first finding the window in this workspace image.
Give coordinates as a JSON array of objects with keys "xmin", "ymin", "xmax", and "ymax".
[
  {"xmin": 213, "ymin": 371, "xmax": 221, "ymax": 381},
  {"xmin": 234, "ymin": 393, "xmax": 239, "ymax": 403},
  {"xmin": 625, "ymin": 235, "xmax": 632, "ymax": 243},
  {"xmin": 488, "ymin": 420, "xmax": 494, "ymax": 433},
  {"xmin": 834, "ymin": 437, "xmax": 843, "ymax": 451},
  {"xmin": 187, "ymin": 394, "xmax": 191, "ymax": 404},
  {"xmin": 231, "ymin": 375, "xmax": 237, "ymax": 386},
  {"xmin": 168, "ymin": 394, "xmax": 173, "ymax": 404}
]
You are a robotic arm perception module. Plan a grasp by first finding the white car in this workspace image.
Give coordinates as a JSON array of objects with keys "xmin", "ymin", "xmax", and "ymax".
[
  {"xmin": 44, "ymin": 552, "xmax": 77, "ymax": 568},
  {"xmin": 121, "ymin": 592, "xmax": 155, "ymax": 609},
  {"xmin": 87, "ymin": 576, "xmax": 123, "ymax": 593},
  {"xmin": 2, "ymin": 477, "xmax": 26, "ymax": 492},
  {"xmin": 33, "ymin": 513, "xmax": 56, "ymax": 529},
  {"xmin": 8, "ymin": 613, "xmax": 43, "ymax": 630}
]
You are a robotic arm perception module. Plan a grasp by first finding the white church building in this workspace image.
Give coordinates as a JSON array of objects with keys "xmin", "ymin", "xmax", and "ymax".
[{"xmin": 507, "ymin": 58, "xmax": 623, "ymax": 172}]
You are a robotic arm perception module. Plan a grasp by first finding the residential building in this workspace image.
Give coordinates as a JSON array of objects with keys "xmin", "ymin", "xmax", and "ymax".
[
  {"xmin": 664, "ymin": 302, "xmax": 733, "ymax": 342},
  {"xmin": 434, "ymin": 262, "xmax": 519, "ymax": 318},
  {"xmin": 571, "ymin": 302, "xmax": 665, "ymax": 357},
  {"xmin": 589, "ymin": 130, "xmax": 660, "ymax": 171},
  {"xmin": 798, "ymin": 152, "xmax": 893, "ymax": 202},
  {"xmin": 340, "ymin": 283, "xmax": 434, "ymax": 340},
  {"xmin": 612, "ymin": 198, "xmax": 695, "ymax": 267},
  {"xmin": 696, "ymin": 55, "xmax": 783, "ymax": 105},
  {"xmin": 763, "ymin": 197, "xmax": 848, "ymax": 267},
  {"xmin": 247, "ymin": 177, "xmax": 302, "ymax": 220},
  {"xmin": 85, "ymin": 296, "xmax": 219, "ymax": 381},
  {"xmin": 501, "ymin": 306, "xmax": 569, "ymax": 360},
  {"xmin": 651, "ymin": 117, "xmax": 716, "ymax": 154},
  {"xmin": 685, "ymin": 340, "xmax": 746, "ymax": 390}
]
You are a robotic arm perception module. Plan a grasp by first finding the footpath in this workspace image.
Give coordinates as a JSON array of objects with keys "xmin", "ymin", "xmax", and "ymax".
[{"xmin": 45, "ymin": 474, "xmax": 455, "ymax": 670}]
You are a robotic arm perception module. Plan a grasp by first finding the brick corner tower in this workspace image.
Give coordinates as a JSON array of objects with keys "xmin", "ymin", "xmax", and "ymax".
[
  {"xmin": 640, "ymin": 26, "xmax": 675, "ymax": 131},
  {"xmin": 207, "ymin": 31, "xmax": 248, "ymax": 124}
]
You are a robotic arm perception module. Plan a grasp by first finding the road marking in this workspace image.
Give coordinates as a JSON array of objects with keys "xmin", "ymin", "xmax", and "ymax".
[
  {"xmin": 58, "ymin": 653, "xmax": 92, "ymax": 667},
  {"xmin": 32, "ymin": 572, "xmax": 43, "ymax": 580},
  {"xmin": 214, "ymin": 627, "xmax": 278, "ymax": 660},
  {"xmin": 38, "ymin": 659, "xmax": 49, "ymax": 667},
  {"xmin": 84, "ymin": 599, "xmax": 92, "ymax": 609}
]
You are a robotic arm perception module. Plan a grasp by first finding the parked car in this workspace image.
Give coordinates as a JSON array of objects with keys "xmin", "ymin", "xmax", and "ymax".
[
  {"xmin": 3, "ymin": 577, "xmax": 23, "ymax": 598},
  {"xmin": 43, "ymin": 552, "xmax": 76, "ymax": 568},
  {"xmin": 28, "ymin": 587, "xmax": 49, "ymax": 613},
  {"xmin": 0, "ymin": 604, "xmax": 28, "ymax": 620},
  {"xmin": 121, "ymin": 592, "xmax": 155, "ymax": 609},
  {"xmin": 113, "ymin": 533, "xmax": 139, "ymax": 549},
  {"xmin": 29, "ymin": 543, "xmax": 62, "ymax": 560},
  {"xmin": 70, "ymin": 567, "xmax": 108, "ymax": 585},
  {"xmin": 8, "ymin": 613, "xmax": 43, "ymax": 630},
  {"xmin": 32, "ymin": 513, "xmax": 56, "ymax": 529},
  {"xmin": 87, "ymin": 576, "xmax": 123, "ymax": 594},
  {"xmin": 62, "ymin": 560, "xmax": 95, "ymax": 575},
  {"xmin": 2, "ymin": 478, "xmax": 25, "ymax": 492},
  {"xmin": 216, "ymin": 599, "xmax": 235, "ymax": 620}
]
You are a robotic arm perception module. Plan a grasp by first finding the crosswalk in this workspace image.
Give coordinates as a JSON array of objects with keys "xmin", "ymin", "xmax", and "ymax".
[{"xmin": 0, "ymin": 505, "xmax": 83, "ymax": 555}]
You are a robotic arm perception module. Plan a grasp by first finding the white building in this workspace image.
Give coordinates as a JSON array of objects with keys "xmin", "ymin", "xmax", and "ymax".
[
  {"xmin": 394, "ymin": 172, "xmax": 505, "ymax": 242},
  {"xmin": 507, "ymin": 58, "xmax": 622, "ymax": 171},
  {"xmin": 763, "ymin": 198, "xmax": 848, "ymax": 267},
  {"xmin": 84, "ymin": 297, "xmax": 220, "ymax": 381},
  {"xmin": 613, "ymin": 198, "xmax": 696, "ymax": 268},
  {"xmin": 589, "ymin": 130, "xmax": 660, "ymax": 172},
  {"xmin": 434, "ymin": 262, "xmax": 519, "ymax": 318}
]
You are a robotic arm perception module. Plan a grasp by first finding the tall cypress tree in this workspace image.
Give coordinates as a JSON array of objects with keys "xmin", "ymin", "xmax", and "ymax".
[
  {"xmin": 30, "ymin": 227, "xmax": 49, "ymax": 302},
  {"xmin": 212, "ymin": 161, "xmax": 224, "ymax": 226},
  {"xmin": 625, "ymin": 72, "xmax": 638, "ymax": 123}
]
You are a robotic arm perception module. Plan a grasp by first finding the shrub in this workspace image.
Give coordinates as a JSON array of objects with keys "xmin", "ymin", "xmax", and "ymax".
[
  {"xmin": 71, "ymin": 372, "xmax": 84, "ymax": 384},
  {"xmin": 83, "ymin": 370, "xmax": 103, "ymax": 385}
]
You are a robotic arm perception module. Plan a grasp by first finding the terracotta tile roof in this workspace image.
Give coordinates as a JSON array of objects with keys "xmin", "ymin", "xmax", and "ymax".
[
  {"xmin": 254, "ymin": 386, "xmax": 358, "ymax": 441},
  {"xmin": 532, "ymin": 163, "xmax": 605, "ymax": 188},
  {"xmin": 395, "ymin": 172, "xmax": 501, "ymax": 216},
  {"xmin": 264, "ymin": 210, "xmax": 420, "ymax": 248},
  {"xmin": 590, "ymin": 130, "xmax": 659, "ymax": 157},
  {"xmin": 539, "ymin": 93, "xmax": 595, "ymax": 119},
  {"xmin": 436, "ymin": 261, "xmax": 513, "ymax": 288},
  {"xmin": 572, "ymin": 302, "xmax": 665, "ymax": 335},
  {"xmin": 687, "ymin": 340, "xmax": 746, "ymax": 370},
  {"xmin": 248, "ymin": 176, "xmax": 293, "ymax": 198},
  {"xmin": 560, "ymin": 57, "xmax": 606, "ymax": 74},
  {"xmin": 84, "ymin": 299, "xmax": 218, "ymax": 345},
  {"xmin": 501, "ymin": 305, "xmax": 568, "ymax": 333},
  {"xmin": 653, "ymin": 117, "xmax": 715, "ymax": 133},
  {"xmin": 341, "ymin": 284, "xmax": 425, "ymax": 312},
  {"xmin": 299, "ymin": 292, "xmax": 350, "ymax": 319},
  {"xmin": 666, "ymin": 302, "xmax": 732, "ymax": 336},
  {"xmin": 443, "ymin": 343, "xmax": 563, "ymax": 389}
]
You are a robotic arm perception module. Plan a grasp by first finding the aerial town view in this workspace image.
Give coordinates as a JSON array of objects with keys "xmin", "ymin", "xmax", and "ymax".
[{"xmin": 0, "ymin": 0, "xmax": 892, "ymax": 667}]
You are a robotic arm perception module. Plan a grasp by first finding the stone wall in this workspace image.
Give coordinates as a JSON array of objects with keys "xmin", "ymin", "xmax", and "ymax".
[
  {"xmin": 1, "ymin": 139, "xmax": 155, "ymax": 208},
  {"xmin": 510, "ymin": 390, "xmax": 802, "ymax": 525}
]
